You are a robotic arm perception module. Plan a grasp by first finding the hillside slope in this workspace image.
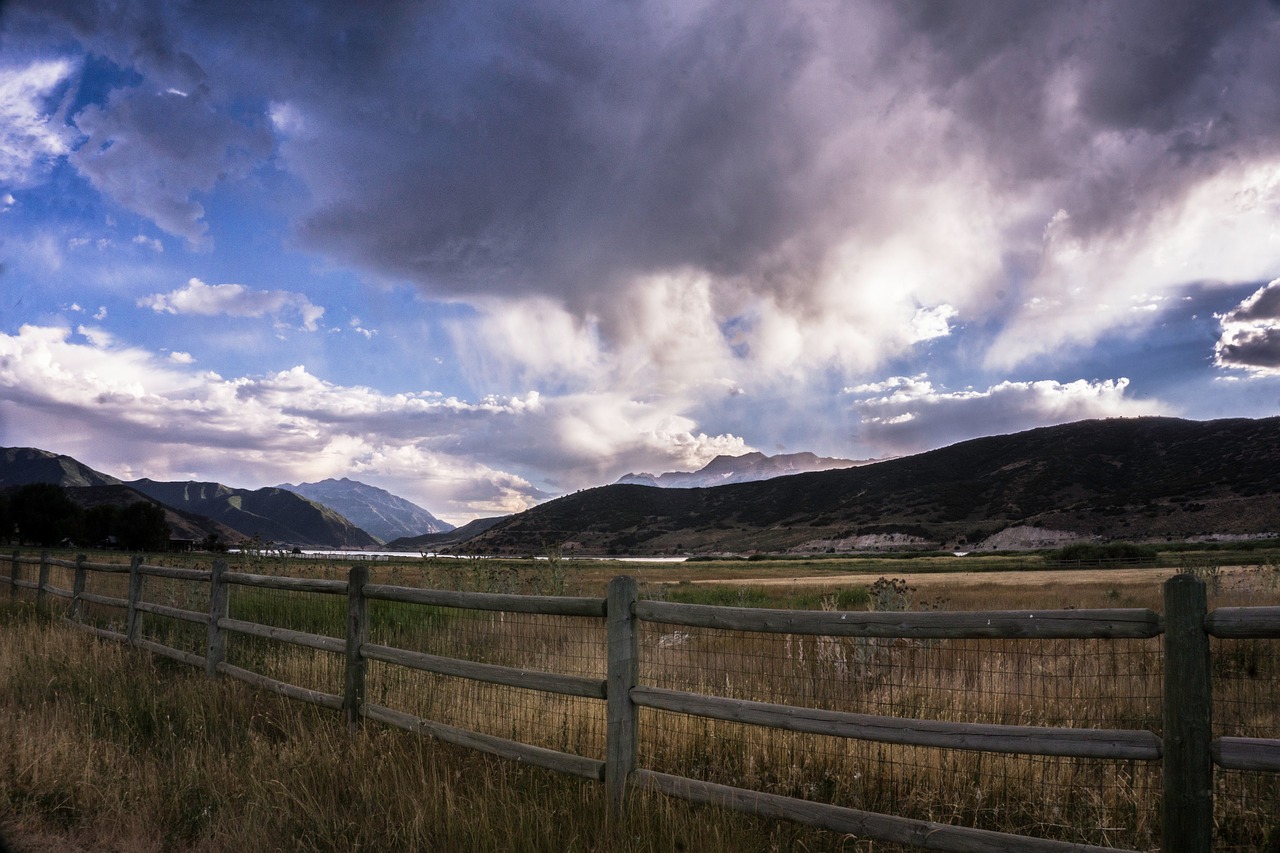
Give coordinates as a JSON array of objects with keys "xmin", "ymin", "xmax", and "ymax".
[
  {"xmin": 65, "ymin": 484, "xmax": 243, "ymax": 545},
  {"xmin": 464, "ymin": 417, "xmax": 1280, "ymax": 555},
  {"xmin": 385, "ymin": 516, "xmax": 506, "ymax": 551},
  {"xmin": 0, "ymin": 447, "xmax": 122, "ymax": 488},
  {"xmin": 129, "ymin": 480, "xmax": 379, "ymax": 549}
]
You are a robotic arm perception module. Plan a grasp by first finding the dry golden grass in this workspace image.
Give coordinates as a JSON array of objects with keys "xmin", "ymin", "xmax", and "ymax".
[{"xmin": 3, "ymin": 551, "xmax": 1279, "ymax": 851}]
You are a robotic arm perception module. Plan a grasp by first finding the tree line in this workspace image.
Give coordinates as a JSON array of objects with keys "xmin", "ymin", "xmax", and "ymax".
[{"xmin": 0, "ymin": 484, "xmax": 171, "ymax": 550}]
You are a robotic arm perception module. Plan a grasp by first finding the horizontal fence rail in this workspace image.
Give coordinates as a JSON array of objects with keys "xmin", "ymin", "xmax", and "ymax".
[
  {"xmin": 632, "ymin": 769, "xmax": 1142, "ymax": 853},
  {"xmin": 4, "ymin": 549, "xmax": 1279, "ymax": 852},
  {"xmin": 630, "ymin": 685, "xmax": 1164, "ymax": 760}
]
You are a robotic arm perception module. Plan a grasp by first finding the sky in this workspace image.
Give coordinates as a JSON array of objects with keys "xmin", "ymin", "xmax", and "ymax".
[{"xmin": 3, "ymin": 1, "xmax": 1280, "ymax": 524}]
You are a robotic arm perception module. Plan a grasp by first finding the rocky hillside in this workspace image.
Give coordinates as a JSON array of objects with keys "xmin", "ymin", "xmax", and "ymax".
[{"xmin": 464, "ymin": 417, "xmax": 1280, "ymax": 555}]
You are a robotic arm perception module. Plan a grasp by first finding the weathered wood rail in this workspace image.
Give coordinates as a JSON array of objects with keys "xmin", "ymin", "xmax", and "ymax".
[{"xmin": 5, "ymin": 549, "xmax": 1280, "ymax": 852}]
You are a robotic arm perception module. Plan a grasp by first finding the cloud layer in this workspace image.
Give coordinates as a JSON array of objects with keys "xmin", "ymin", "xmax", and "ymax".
[
  {"xmin": 3, "ymin": 1, "xmax": 1280, "ymax": 519},
  {"xmin": 10, "ymin": 0, "xmax": 1279, "ymax": 384}
]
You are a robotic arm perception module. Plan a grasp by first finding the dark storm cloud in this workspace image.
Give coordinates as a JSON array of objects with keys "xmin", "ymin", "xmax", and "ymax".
[
  {"xmin": 892, "ymin": 0, "xmax": 1280, "ymax": 240},
  {"xmin": 270, "ymin": 1, "xmax": 828, "ymax": 304},
  {"xmin": 10, "ymin": 0, "xmax": 1280, "ymax": 310},
  {"xmin": 1216, "ymin": 327, "xmax": 1280, "ymax": 372},
  {"xmin": 1215, "ymin": 280, "xmax": 1280, "ymax": 373},
  {"xmin": 1222, "ymin": 281, "xmax": 1280, "ymax": 324}
]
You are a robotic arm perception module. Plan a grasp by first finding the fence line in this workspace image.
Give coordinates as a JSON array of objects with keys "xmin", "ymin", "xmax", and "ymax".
[{"xmin": 5, "ymin": 549, "xmax": 1280, "ymax": 852}]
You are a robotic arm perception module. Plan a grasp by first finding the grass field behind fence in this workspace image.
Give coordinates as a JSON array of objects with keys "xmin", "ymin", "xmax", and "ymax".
[{"xmin": 3, "ymin": 552, "xmax": 1279, "ymax": 851}]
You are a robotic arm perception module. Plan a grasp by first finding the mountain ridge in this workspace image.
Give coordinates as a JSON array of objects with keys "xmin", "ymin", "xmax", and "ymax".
[
  {"xmin": 128, "ymin": 479, "xmax": 380, "ymax": 549},
  {"xmin": 617, "ymin": 450, "xmax": 866, "ymax": 488},
  {"xmin": 8, "ymin": 416, "xmax": 1280, "ymax": 555},
  {"xmin": 464, "ymin": 416, "xmax": 1280, "ymax": 555}
]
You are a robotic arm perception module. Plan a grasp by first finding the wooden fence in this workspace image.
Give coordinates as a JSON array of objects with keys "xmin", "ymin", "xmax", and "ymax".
[{"xmin": 5, "ymin": 550, "xmax": 1280, "ymax": 852}]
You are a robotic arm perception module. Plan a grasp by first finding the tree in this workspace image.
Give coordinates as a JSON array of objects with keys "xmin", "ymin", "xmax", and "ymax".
[
  {"xmin": 12, "ymin": 484, "xmax": 84, "ymax": 546},
  {"xmin": 200, "ymin": 532, "xmax": 229, "ymax": 552},
  {"xmin": 84, "ymin": 504, "xmax": 122, "ymax": 546},
  {"xmin": 117, "ymin": 501, "xmax": 171, "ymax": 551},
  {"xmin": 0, "ymin": 492, "xmax": 12, "ymax": 545}
]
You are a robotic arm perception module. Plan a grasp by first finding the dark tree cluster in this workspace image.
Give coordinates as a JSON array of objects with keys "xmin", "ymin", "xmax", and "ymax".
[{"xmin": 0, "ymin": 484, "xmax": 170, "ymax": 550}]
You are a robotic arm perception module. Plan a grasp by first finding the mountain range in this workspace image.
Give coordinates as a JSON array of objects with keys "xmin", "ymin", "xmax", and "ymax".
[
  {"xmin": 6, "ymin": 416, "xmax": 1280, "ymax": 554},
  {"xmin": 462, "ymin": 416, "xmax": 1280, "ymax": 556},
  {"xmin": 128, "ymin": 478, "xmax": 381, "ymax": 549},
  {"xmin": 0, "ymin": 449, "xmax": 442, "ymax": 548},
  {"xmin": 616, "ymin": 451, "xmax": 867, "ymax": 488}
]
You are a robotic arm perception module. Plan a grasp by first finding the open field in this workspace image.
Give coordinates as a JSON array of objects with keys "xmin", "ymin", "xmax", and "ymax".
[{"xmin": 3, "ymin": 548, "xmax": 1278, "ymax": 851}]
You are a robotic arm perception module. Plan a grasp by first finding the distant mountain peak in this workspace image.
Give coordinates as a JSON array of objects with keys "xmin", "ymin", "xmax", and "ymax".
[
  {"xmin": 617, "ymin": 450, "xmax": 866, "ymax": 489},
  {"xmin": 276, "ymin": 478, "xmax": 454, "ymax": 544}
]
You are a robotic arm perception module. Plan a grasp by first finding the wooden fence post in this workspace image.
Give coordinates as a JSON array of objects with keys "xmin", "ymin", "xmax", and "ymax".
[
  {"xmin": 70, "ymin": 553, "xmax": 87, "ymax": 621},
  {"xmin": 126, "ymin": 555, "xmax": 144, "ymax": 643},
  {"xmin": 9, "ymin": 550, "xmax": 19, "ymax": 599},
  {"xmin": 344, "ymin": 564, "xmax": 369, "ymax": 733},
  {"xmin": 36, "ymin": 550, "xmax": 50, "ymax": 615},
  {"xmin": 606, "ymin": 575, "xmax": 639, "ymax": 816},
  {"xmin": 1163, "ymin": 573, "xmax": 1213, "ymax": 853},
  {"xmin": 206, "ymin": 559, "xmax": 229, "ymax": 678}
]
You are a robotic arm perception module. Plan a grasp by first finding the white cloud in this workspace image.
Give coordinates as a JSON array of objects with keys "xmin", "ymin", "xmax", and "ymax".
[
  {"xmin": 845, "ymin": 374, "xmax": 1167, "ymax": 456},
  {"xmin": 348, "ymin": 317, "xmax": 376, "ymax": 339},
  {"xmin": 0, "ymin": 58, "xmax": 75, "ymax": 187},
  {"xmin": 843, "ymin": 374, "xmax": 937, "ymax": 401},
  {"xmin": 139, "ymin": 278, "xmax": 325, "ymax": 331},
  {"xmin": 132, "ymin": 234, "xmax": 164, "ymax": 253},
  {"xmin": 0, "ymin": 324, "xmax": 750, "ymax": 520},
  {"xmin": 909, "ymin": 304, "xmax": 958, "ymax": 343}
]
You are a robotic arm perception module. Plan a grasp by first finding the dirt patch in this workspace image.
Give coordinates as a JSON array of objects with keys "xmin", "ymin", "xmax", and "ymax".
[{"xmin": 973, "ymin": 525, "xmax": 1089, "ymax": 551}]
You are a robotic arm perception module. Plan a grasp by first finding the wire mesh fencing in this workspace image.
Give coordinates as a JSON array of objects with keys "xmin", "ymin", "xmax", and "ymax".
[
  {"xmin": 365, "ymin": 607, "xmax": 608, "ymax": 759},
  {"xmin": 1210, "ymin": 634, "xmax": 1280, "ymax": 850},
  {"xmin": 636, "ymin": 622, "xmax": 1165, "ymax": 850}
]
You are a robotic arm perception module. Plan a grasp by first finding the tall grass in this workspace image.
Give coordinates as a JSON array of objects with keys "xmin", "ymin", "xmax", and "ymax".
[
  {"xmin": 0, "ymin": 602, "xmax": 851, "ymax": 852},
  {"xmin": 4, "ymin": 554, "xmax": 1279, "ymax": 850}
]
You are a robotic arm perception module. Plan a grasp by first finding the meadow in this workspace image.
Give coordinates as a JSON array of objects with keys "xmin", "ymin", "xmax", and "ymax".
[{"xmin": 2, "ymin": 549, "xmax": 1278, "ymax": 851}]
